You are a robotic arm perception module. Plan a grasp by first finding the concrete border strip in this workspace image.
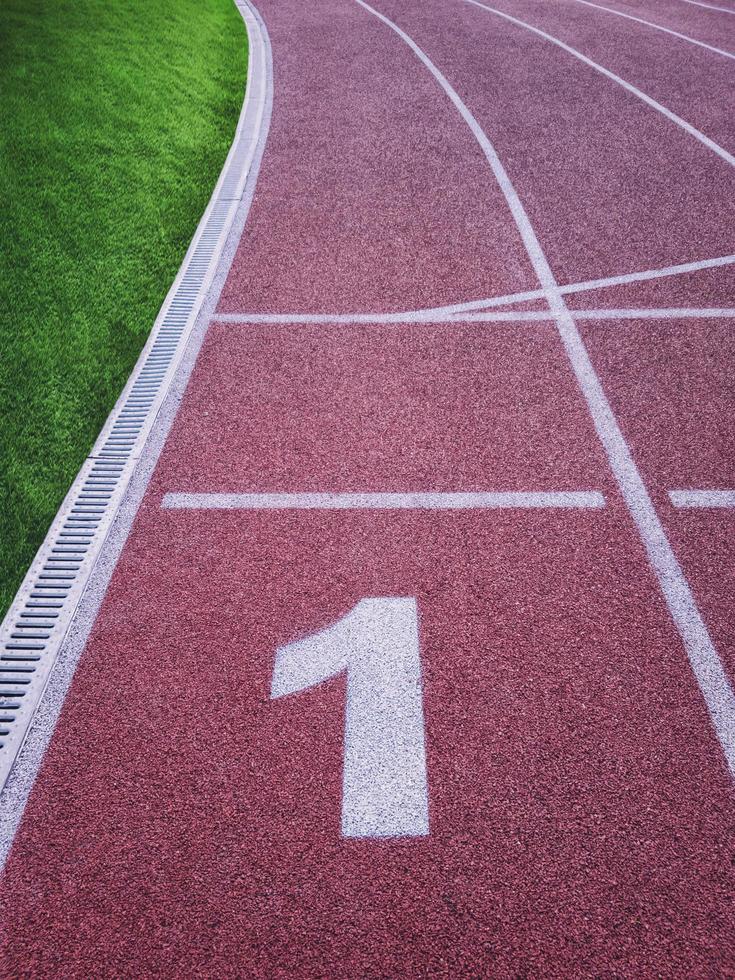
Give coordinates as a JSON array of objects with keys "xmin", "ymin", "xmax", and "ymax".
[
  {"xmin": 356, "ymin": 0, "xmax": 735, "ymax": 777},
  {"xmin": 465, "ymin": 0, "xmax": 735, "ymax": 169},
  {"xmin": 573, "ymin": 0, "xmax": 735, "ymax": 59},
  {"xmin": 0, "ymin": 0, "xmax": 273, "ymax": 865}
]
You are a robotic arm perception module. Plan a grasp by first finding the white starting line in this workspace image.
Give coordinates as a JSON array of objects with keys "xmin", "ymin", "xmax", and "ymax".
[
  {"xmin": 211, "ymin": 307, "xmax": 735, "ymax": 325},
  {"xmin": 165, "ymin": 490, "xmax": 735, "ymax": 513},
  {"xmin": 161, "ymin": 491, "xmax": 606, "ymax": 510},
  {"xmin": 670, "ymin": 490, "xmax": 735, "ymax": 508}
]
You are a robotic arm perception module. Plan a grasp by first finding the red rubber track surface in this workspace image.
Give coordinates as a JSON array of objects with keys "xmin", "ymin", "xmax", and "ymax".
[
  {"xmin": 375, "ymin": 0, "xmax": 735, "ymax": 289},
  {"xmin": 2, "ymin": 0, "xmax": 735, "ymax": 975},
  {"xmin": 217, "ymin": 0, "xmax": 540, "ymax": 313}
]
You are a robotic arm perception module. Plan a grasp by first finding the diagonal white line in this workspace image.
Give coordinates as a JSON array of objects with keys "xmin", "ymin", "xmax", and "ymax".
[
  {"xmin": 573, "ymin": 0, "xmax": 735, "ymax": 59},
  {"xmin": 162, "ymin": 491, "xmax": 606, "ymax": 509},
  {"xmin": 466, "ymin": 0, "xmax": 735, "ymax": 168},
  {"xmin": 356, "ymin": 0, "xmax": 735, "ymax": 775},
  {"xmin": 439, "ymin": 252, "xmax": 735, "ymax": 314},
  {"xmin": 557, "ymin": 253, "xmax": 735, "ymax": 302},
  {"xmin": 678, "ymin": 0, "xmax": 735, "ymax": 13},
  {"xmin": 670, "ymin": 490, "xmax": 735, "ymax": 508},
  {"xmin": 421, "ymin": 251, "xmax": 735, "ymax": 314},
  {"xmin": 210, "ymin": 252, "xmax": 735, "ymax": 322}
]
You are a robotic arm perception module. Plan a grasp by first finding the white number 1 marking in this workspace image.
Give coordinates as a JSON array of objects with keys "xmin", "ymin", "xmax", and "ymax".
[{"xmin": 270, "ymin": 598, "xmax": 429, "ymax": 839}]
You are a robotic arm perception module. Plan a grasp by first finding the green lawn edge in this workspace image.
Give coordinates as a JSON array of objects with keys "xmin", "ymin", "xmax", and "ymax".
[{"xmin": 0, "ymin": 0, "xmax": 248, "ymax": 617}]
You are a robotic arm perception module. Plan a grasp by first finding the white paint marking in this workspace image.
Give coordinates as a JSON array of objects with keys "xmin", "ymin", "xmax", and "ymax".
[
  {"xmin": 573, "ymin": 0, "xmax": 735, "ymax": 59},
  {"xmin": 271, "ymin": 598, "xmax": 428, "ymax": 838},
  {"xmin": 466, "ymin": 308, "xmax": 735, "ymax": 321},
  {"xmin": 211, "ymin": 307, "xmax": 735, "ymax": 325},
  {"xmin": 465, "ymin": 0, "xmax": 735, "ymax": 169},
  {"xmin": 162, "ymin": 491, "xmax": 606, "ymax": 509},
  {"xmin": 670, "ymin": 490, "xmax": 735, "ymax": 508},
  {"xmin": 678, "ymin": 0, "xmax": 735, "ymax": 14},
  {"xmin": 430, "ymin": 252, "xmax": 735, "ymax": 315},
  {"xmin": 556, "ymin": 253, "xmax": 735, "ymax": 303},
  {"xmin": 211, "ymin": 253, "xmax": 735, "ymax": 323},
  {"xmin": 356, "ymin": 0, "xmax": 735, "ymax": 776},
  {"xmin": 210, "ymin": 309, "xmax": 550, "ymax": 323}
]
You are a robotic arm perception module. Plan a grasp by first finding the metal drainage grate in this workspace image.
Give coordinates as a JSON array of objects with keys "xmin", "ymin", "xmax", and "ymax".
[{"xmin": 0, "ymin": 0, "xmax": 270, "ymax": 789}]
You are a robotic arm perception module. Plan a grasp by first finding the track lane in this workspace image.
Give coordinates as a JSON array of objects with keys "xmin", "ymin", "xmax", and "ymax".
[
  {"xmin": 370, "ymin": 0, "xmax": 735, "ymax": 751},
  {"xmin": 570, "ymin": 0, "xmax": 735, "ymax": 60},
  {"xmin": 216, "ymin": 0, "xmax": 539, "ymax": 315},
  {"xmin": 555, "ymin": 0, "xmax": 735, "ymax": 51},
  {"xmin": 472, "ymin": 0, "xmax": 735, "ymax": 155}
]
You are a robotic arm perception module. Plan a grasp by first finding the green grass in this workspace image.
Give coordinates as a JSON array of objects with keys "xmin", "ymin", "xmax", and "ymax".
[{"xmin": 0, "ymin": 0, "xmax": 247, "ymax": 616}]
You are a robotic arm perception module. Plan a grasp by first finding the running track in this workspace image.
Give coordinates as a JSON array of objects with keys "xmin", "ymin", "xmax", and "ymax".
[{"xmin": 2, "ymin": 0, "xmax": 735, "ymax": 974}]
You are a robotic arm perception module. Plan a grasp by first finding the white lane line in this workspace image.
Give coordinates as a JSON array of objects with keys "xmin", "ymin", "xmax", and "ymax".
[
  {"xmin": 211, "ymin": 307, "xmax": 735, "ymax": 324},
  {"xmin": 211, "ymin": 251, "xmax": 735, "ymax": 322},
  {"xmin": 0, "ymin": 0, "xmax": 270, "ymax": 797},
  {"xmin": 356, "ymin": 0, "xmax": 735, "ymax": 775},
  {"xmin": 573, "ymin": 0, "xmax": 735, "ymax": 59},
  {"xmin": 162, "ymin": 491, "xmax": 606, "ymax": 509},
  {"xmin": 670, "ymin": 490, "xmax": 735, "ymax": 507},
  {"xmin": 678, "ymin": 0, "xmax": 735, "ymax": 13},
  {"xmin": 465, "ymin": 0, "xmax": 735, "ymax": 169}
]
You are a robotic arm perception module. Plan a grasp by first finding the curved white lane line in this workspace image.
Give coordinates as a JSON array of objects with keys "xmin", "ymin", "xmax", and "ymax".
[
  {"xmin": 466, "ymin": 0, "xmax": 735, "ymax": 168},
  {"xmin": 679, "ymin": 0, "xmax": 735, "ymax": 14},
  {"xmin": 356, "ymin": 0, "xmax": 735, "ymax": 776},
  {"xmin": 573, "ymin": 0, "xmax": 735, "ymax": 59}
]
